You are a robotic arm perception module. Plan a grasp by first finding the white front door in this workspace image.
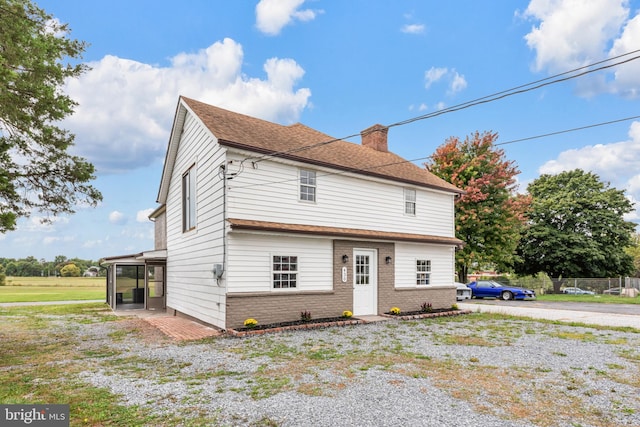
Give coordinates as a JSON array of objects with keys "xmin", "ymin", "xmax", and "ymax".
[{"xmin": 353, "ymin": 249, "xmax": 377, "ymax": 315}]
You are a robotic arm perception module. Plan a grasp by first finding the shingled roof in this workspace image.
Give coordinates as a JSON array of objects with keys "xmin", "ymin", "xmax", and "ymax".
[{"xmin": 181, "ymin": 97, "xmax": 462, "ymax": 194}]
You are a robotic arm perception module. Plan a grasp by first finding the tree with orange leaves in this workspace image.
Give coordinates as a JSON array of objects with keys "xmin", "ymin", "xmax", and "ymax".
[{"xmin": 426, "ymin": 131, "xmax": 530, "ymax": 283}]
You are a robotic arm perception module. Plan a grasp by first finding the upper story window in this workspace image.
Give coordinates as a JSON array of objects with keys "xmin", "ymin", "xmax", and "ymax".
[
  {"xmin": 273, "ymin": 255, "xmax": 298, "ymax": 288},
  {"xmin": 404, "ymin": 188, "xmax": 416, "ymax": 215},
  {"xmin": 182, "ymin": 165, "xmax": 196, "ymax": 232},
  {"xmin": 416, "ymin": 259, "xmax": 431, "ymax": 285},
  {"xmin": 299, "ymin": 169, "xmax": 316, "ymax": 202}
]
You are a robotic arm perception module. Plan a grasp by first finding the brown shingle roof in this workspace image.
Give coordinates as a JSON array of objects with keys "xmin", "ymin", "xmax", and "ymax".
[
  {"xmin": 228, "ymin": 218, "xmax": 464, "ymax": 247},
  {"xmin": 182, "ymin": 97, "xmax": 462, "ymax": 194}
]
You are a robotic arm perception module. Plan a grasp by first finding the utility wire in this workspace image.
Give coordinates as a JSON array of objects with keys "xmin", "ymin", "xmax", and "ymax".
[
  {"xmin": 495, "ymin": 115, "xmax": 640, "ymax": 147},
  {"xmin": 242, "ymin": 49, "xmax": 640, "ymax": 166}
]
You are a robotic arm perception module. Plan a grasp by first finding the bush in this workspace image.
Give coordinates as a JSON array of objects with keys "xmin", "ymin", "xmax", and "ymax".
[
  {"xmin": 342, "ymin": 310, "xmax": 353, "ymax": 318},
  {"xmin": 389, "ymin": 307, "xmax": 401, "ymax": 315}
]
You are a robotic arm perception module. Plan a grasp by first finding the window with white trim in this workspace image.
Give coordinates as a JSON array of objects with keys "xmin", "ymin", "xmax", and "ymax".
[
  {"xmin": 416, "ymin": 259, "xmax": 431, "ymax": 285},
  {"xmin": 299, "ymin": 169, "xmax": 316, "ymax": 202},
  {"xmin": 182, "ymin": 166, "xmax": 196, "ymax": 232},
  {"xmin": 273, "ymin": 255, "xmax": 298, "ymax": 288},
  {"xmin": 404, "ymin": 188, "xmax": 416, "ymax": 215}
]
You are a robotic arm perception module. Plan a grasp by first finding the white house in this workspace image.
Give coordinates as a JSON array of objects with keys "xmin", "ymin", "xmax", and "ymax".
[{"xmin": 104, "ymin": 96, "xmax": 464, "ymax": 330}]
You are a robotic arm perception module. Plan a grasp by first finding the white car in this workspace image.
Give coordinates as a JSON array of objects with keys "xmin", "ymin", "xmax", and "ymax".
[{"xmin": 456, "ymin": 282, "xmax": 472, "ymax": 301}]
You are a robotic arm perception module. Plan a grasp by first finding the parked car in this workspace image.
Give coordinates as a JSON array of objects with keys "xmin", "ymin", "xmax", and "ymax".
[
  {"xmin": 562, "ymin": 287, "xmax": 595, "ymax": 295},
  {"xmin": 455, "ymin": 282, "xmax": 472, "ymax": 301},
  {"xmin": 603, "ymin": 287, "xmax": 622, "ymax": 295},
  {"xmin": 467, "ymin": 280, "xmax": 536, "ymax": 301}
]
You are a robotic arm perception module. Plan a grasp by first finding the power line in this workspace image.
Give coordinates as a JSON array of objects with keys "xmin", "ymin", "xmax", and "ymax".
[
  {"xmin": 496, "ymin": 115, "xmax": 640, "ymax": 147},
  {"xmin": 231, "ymin": 114, "xmax": 640, "ymax": 190},
  {"xmin": 243, "ymin": 49, "xmax": 640, "ymax": 166}
]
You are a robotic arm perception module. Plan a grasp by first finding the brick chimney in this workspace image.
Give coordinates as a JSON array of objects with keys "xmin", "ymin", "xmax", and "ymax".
[{"xmin": 361, "ymin": 124, "xmax": 388, "ymax": 152}]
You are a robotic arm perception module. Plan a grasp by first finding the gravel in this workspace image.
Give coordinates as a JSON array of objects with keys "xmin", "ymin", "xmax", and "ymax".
[{"xmin": 72, "ymin": 315, "xmax": 640, "ymax": 427}]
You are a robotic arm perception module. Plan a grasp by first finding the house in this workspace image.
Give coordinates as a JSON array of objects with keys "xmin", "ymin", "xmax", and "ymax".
[{"xmin": 103, "ymin": 96, "xmax": 464, "ymax": 330}]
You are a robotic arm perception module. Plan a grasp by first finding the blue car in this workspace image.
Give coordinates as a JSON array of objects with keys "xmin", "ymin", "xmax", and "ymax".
[{"xmin": 467, "ymin": 280, "xmax": 536, "ymax": 301}]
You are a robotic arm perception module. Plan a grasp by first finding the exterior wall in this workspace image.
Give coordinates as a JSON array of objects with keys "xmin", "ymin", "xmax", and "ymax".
[
  {"xmin": 226, "ymin": 233, "xmax": 333, "ymax": 293},
  {"xmin": 165, "ymin": 112, "xmax": 227, "ymax": 328},
  {"xmin": 224, "ymin": 237, "xmax": 455, "ymax": 329},
  {"xmin": 226, "ymin": 153, "xmax": 455, "ymax": 238},
  {"xmin": 394, "ymin": 242, "xmax": 456, "ymax": 288},
  {"xmin": 154, "ymin": 210, "xmax": 167, "ymax": 250}
]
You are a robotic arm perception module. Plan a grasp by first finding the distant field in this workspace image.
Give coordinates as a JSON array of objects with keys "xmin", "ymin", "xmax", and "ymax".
[{"xmin": 0, "ymin": 276, "xmax": 105, "ymax": 302}]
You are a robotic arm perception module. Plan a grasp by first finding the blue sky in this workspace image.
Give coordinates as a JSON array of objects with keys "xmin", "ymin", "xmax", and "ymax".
[{"xmin": 2, "ymin": 0, "xmax": 640, "ymax": 261}]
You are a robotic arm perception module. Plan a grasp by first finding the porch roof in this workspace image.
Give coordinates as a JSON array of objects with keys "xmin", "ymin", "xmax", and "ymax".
[
  {"xmin": 101, "ymin": 249, "xmax": 167, "ymax": 266},
  {"xmin": 227, "ymin": 218, "xmax": 464, "ymax": 247}
]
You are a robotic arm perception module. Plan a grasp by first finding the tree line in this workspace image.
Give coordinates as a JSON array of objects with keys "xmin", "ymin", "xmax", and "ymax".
[{"xmin": 0, "ymin": 256, "xmax": 103, "ymax": 278}]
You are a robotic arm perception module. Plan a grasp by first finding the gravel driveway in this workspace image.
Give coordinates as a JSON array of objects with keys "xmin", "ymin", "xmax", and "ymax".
[{"xmin": 65, "ymin": 311, "xmax": 640, "ymax": 427}]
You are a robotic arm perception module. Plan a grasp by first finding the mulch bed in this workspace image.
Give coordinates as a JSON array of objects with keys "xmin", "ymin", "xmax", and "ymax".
[
  {"xmin": 226, "ymin": 309, "xmax": 472, "ymax": 337},
  {"xmin": 227, "ymin": 317, "xmax": 362, "ymax": 337},
  {"xmin": 381, "ymin": 308, "xmax": 472, "ymax": 321}
]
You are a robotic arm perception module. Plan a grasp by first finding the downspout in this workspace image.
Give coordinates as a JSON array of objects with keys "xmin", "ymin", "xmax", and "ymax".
[{"xmin": 216, "ymin": 163, "xmax": 228, "ymax": 287}]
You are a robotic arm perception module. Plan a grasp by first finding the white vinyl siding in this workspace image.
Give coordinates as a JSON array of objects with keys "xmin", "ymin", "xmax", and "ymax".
[
  {"xmin": 165, "ymin": 112, "xmax": 227, "ymax": 328},
  {"xmin": 395, "ymin": 242, "xmax": 456, "ymax": 288},
  {"xmin": 227, "ymin": 154, "xmax": 456, "ymax": 238},
  {"xmin": 227, "ymin": 233, "xmax": 332, "ymax": 293}
]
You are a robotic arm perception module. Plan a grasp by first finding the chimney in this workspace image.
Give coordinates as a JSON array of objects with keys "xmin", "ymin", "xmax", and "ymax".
[{"xmin": 361, "ymin": 124, "xmax": 388, "ymax": 152}]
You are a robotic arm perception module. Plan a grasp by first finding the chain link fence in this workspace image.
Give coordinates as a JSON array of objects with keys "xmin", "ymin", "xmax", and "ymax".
[{"xmin": 492, "ymin": 276, "xmax": 640, "ymax": 296}]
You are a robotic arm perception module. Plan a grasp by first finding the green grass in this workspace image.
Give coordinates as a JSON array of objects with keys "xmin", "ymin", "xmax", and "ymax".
[
  {"xmin": 0, "ymin": 276, "xmax": 104, "ymax": 302},
  {"xmin": 537, "ymin": 294, "xmax": 640, "ymax": 304}
]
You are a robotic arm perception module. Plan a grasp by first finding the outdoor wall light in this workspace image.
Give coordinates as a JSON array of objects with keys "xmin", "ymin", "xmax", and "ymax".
[
  {"xmin": 342, "ymin": 255, "xmax": 349, "ymax": 264},
  {"xmin": 385, "ymin": 256, "xmax": 392, "ymax": 264}
]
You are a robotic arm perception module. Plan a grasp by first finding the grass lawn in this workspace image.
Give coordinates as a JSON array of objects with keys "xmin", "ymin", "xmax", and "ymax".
[
  {"xmin": 0, "ymin": 277, "xmax": 105, "ymax": 303},
  {"xmin": 1, "ymin": 304, "xmax": 638, "ymax": 426},
  {"xmin": 537, "ymin": 293, "xmax": 640, "ymax": 304}
]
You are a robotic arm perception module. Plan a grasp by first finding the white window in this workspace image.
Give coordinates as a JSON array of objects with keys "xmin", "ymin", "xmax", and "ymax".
[
  {"xmin": 182, "ymin": 166, "xmax": 196, "ymax": 232},
  {"xmin": 273, "ymin": 255, "xmax": 298, "ymax": 288},
  {"xmin": 300, "ymin": 169, "xmax": 316, "ymax": 202},
  {"xmin": 416, "ymin": 259, "xmax": 431, "ymax": 285},
  {"xmin": 404, "ymin": 188, "xmax": 416, "ymax": 215}
]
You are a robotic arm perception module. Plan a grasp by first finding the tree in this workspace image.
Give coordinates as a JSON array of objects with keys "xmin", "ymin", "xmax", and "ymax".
[
  {"xmin": 0, "ymin": 0, "xmax": 102, "ymax": 233},
  {"xmin": 515, "ymin": 169, "xmax": 635, "ymax": 291},
  {"xmin": 624, "ymin": 233, "xmax": 640, "ymax": 277},
  {"xmin": 60, "ymin": 263, "xmax": 80, "ymax": 277},
  {"xmin": 427, "ymin": 131, "xmax": 530, "ymax": 282},
  {"xmin": 0, "ymin": 263, "xmax": 6, "ymax": 285}
]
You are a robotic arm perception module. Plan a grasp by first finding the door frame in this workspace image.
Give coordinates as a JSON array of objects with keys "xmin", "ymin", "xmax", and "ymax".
[
  {"xmin": 145, "ymin": 263, "xmax": 166, "ymax": 311},
  {"xmin": 352, "ymin": 248, "xmax": 378, "ymax": 315}
]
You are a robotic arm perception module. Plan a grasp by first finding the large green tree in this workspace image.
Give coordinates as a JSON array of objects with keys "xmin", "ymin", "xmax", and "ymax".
[
  {"xmin": 427, "ymin": 131, "xmax": 530, "ymax": 282},
  {"xmin": 515, "ymin": 169, "xmax": 635, "ymax": 290},
  {"xmin": 0, "ymin": 0, "xmax": 101, "ymax": 232},
  {"xmin": 624, "ymin": 233, "xmax": 640, "ymax": 277}
]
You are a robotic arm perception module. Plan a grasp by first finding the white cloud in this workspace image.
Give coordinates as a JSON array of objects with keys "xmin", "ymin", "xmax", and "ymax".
[
  {"xmin": 424, "ymin": 67, "xmax": 467, "ymax": 95},
  {"xmin": 136, "ymin": 208, "xmax": 155, "ymax": 223},
  {"xmin": 64, "ymin": 38, "xmax": 311, "ymax": 173},
  {"xmin": 255, "ymin": 0, "xmax": 320, "ymax": 35},
  {"xmin": 609, "ymin": 13, "xmax": 640, "ymax": 97},
  {"xmin": 449, "ymin": 71, "xmax": 468, "ymax": 94},
  {"xmin": 401, "ymin": 24, "xmax": 425, "ymax": 34},
  {"xmin": 522, "ymin": 0, "xmax": 640, "ymax": 97},
  {"xmin": 108, "ymin": 211, "xmax": 127, "ymax": 225},
  {"xmin": 539, "ymin": 121, "xmax": 640, "ymax": 218},
  {"xmin": 425, "ymin": 67, "xmax": 448, "ymax": 89}
]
